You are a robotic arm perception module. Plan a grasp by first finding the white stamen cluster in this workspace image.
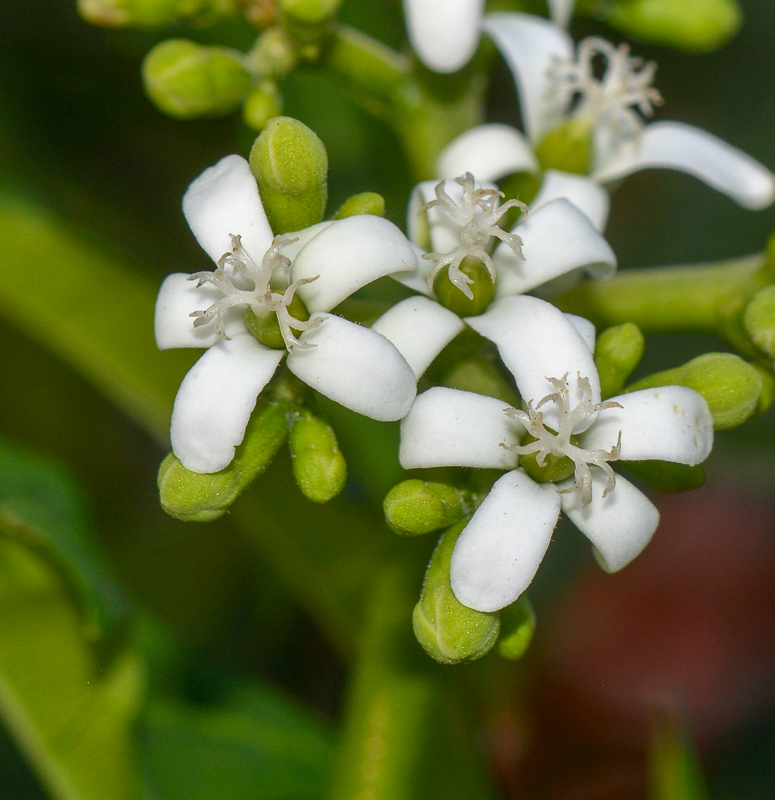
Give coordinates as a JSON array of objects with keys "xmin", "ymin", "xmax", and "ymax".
[
  {"xmin": 189, "ymin": 234, "xmax": 321, "ymax": 352},
  {"xmin": 551, "ymin": 37, "xmax": 663, "ymax": 143},
  {"xmin": 502, "ymin": 373, "xmax": 622, "ymax": 507},
  {"xmin": 420, "ymin": 173, "xmax": 527, "ymax": 299}
]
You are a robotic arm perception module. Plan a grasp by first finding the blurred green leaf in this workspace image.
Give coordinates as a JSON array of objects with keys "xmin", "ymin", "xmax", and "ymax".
[
  {"xmin": 138, "ymin": 683, "xmax": 333, "ymax": 800},
  {"xmin": 648, "ymin": 707, "xmax": 709, "ymax": 800}
]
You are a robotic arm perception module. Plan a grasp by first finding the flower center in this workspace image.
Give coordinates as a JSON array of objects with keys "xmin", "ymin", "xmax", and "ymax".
[
  {"xmin": 501, "ymin": 373, "xmax": 622, "ymax": 507},
  {"xmin": 420, "ymin": 173, "xmax": 527, "ymax": 300},
  {"xmin": 550, "ymin": 37, "xmax": 662, "ymax": 145},
  {"xmin": 188, "ymin": 234, "xmax": 321, "ymax": 351}
]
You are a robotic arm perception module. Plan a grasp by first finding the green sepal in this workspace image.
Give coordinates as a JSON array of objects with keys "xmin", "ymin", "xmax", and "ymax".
[
  {"xmin": 383, "ymin": 479, "xmax": 469, "ymax": 536},
  {"xmin": 334, "ymin": 192, "xmax": 386, "ymax": 219},
  {"xmin": 601, "ymin": 0, "xmax": 742, "ymax": 53},
  {"xmin": 433, "ymin": 257, "xmax": 496, "ymax": 317},
  {"xmin": 242, "ymin": 82, "xmax": 283, "ymax": 132},
  {"xmin": 534, "ymin": 118, "xmax": 592, "ymax": 175},
  {"xmin": 249, "ymin": 116, "xmax": 329, "ymax": 233},
  {"xmin": 627, "ymin": 352, "xmax": 763, "ymax": 430},
  {"xmin": 158, "ymin": 399, "xmax": 290, "ymax": 521},
  {"xmin": 142, "ymin": 40, "xmax": 251, "ymax": 120},
  {"xmin": 442, "ymin": 356, "xmax": 519, "ymax": 405},
  {"xmin": 497, "ymin": 594, "xmax": 536, "ymax": 660},
  {"xmin": 619, "ymin": 460, "xmax": 706, "ymax": 494},
  {"xmin": 289, "ymin": 411, "xmax": 347, "ymax": 503},
  {"xmin": 595, "ymin": 323, "xmax": 645, "ymax": 398},
  {"xmin": 412, "ymin": 521, "xmax": 500, "ymax": 665},
  {"xmin": 743, "ymin": 285, "xmax": 775, "ymax": 359}
]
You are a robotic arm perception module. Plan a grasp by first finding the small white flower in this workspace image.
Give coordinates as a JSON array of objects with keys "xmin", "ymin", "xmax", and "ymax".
[
  {"xmin": 438, "ymin": 14, "xmax": 775, "ymax": 222},
  {"xmin": 155, "ymin": 155, "xmax": 418, "ymax": 473},
  {"xmin": 399, "ymin": 294, "xmax": 714, "ymax": 612}
]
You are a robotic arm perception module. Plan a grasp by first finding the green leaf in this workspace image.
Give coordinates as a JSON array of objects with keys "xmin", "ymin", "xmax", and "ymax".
[{"xmin": 138, "ymin": 684, "xmax": 333, "ymax": 800}]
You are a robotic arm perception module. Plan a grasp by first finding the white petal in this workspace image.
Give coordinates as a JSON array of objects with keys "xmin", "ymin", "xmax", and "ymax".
[
  {"xmin": 291, "ymin": 216, "xmax": 417, "ymax": 313},
  {"xmin": 282, "ymin": 221, "xmax": 335, "ymax": 262},
  {"xmin": 170, "ymin": 335, "xmax": 284, "ymax": 473},
  {"xmin": 547, "ymin": 0, "xmax": 575, "ymax": 27},
  {"xmin": 154, "ymin": 273, "xmax": 248, "ymax": 349},
  {"xmin": 530, "ymin": 169, "xmax": 610, "ymax": 231},
  {"xmin": 403, "ymin": 0, "xmax": 484, "ymax": 73},
  {"xmin": 564, "ymin": 313, "xmax": 596, "ymax": 353},
  {"xmin": 466, "ymin": 295, "xmax": 600, "ymax": 432},
  {"xmin": 592, "ymin": 122, "xmax": 775, "ymax": 210},
  {"xmin": 450, "ymin": 469, "xmax": 561, "ymax": 611},
  {"xmin": 287, "ymin": 314, "xmax": 416, "ymax": 421},
  {"xmin": 391, "ymin": 244, "xmax": 435, "ymax": 297},
  {"xmin": 182, "ymin": 155, "xmax": 274, "ymax": 266},
  {"xmin": 371, "ymin": 296, "xmax": 465, "ymax": 379},
  {"xmin": 493, "ymin": 198, "xmax": 617, "ymax": 296},
  {"xmin": 436, "ymin": 124, "xmax": 539, "ymax": 182},
  {"xmin": 482, "ymin": 13, "xmax": 574, "ymax": 143},
  {"xmin": 581, "ymin": 386, "xmax": 714, "ymax": 464},
  {"xmin": 399, "ymin": 387, "xmax": 519, "ymax": 470},
  {"xmin": 560, "ymin": 471, "xmax": 659, "ymax": 573}
]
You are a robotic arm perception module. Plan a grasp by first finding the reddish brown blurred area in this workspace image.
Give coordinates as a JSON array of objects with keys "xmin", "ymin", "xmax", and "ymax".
[{"xmin": 492, "ymin": 482, "xmax": 775, "ymax": 799}]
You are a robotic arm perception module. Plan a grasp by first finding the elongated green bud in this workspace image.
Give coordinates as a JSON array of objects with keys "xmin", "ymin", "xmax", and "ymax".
[
  {"xmin": 249, "ymin": 117, "xmax": 328, "ymax": 233},
  {"xmin": 159, "ymin": 400, "xmax": 289, "ymax": 521},
  {"xmin": 620, "ymin": 460, "xmax": 706, "ymax": 494},
  {"xmin": 384, "ymin": 480, "xmax": 468, "ymax": 536},
  {"xmin": 603, "ymin": 0, "xmax": 741, "ymax": 53},
  {"xmin": 413, "ymin": 522, "xmax": 500, "ymax": 665},
  {"xmin": 743, "ymin": 285, "xmax": 775, "ymax": 359},
  {"xmin": 497, "ymin": 595, "xmax": 536, "ymax": 660},
  {"xmin": 143, "ymin": 40, "xmax": 250, "ymax": 119},
  {"xmin": 242, "ymin": 82, "xmax": 283, "ymax": 132},
  {"xmin": 628, "ymin": 353, "xmax": 763, "ymax": 430},
  {"xmin": 289, "ymin": 412, "xmax": 347, "ymax": 503},
  {"xmin": 534, "ymin": 118, "xmax": 592, "ymax": 175},
  {"xmin": 595, "ymin": 323, "xmax": 645, "ymax": 399},
  {"xmin": 334, "ymin": 192, "xmax": 386, "ymax": 219}
]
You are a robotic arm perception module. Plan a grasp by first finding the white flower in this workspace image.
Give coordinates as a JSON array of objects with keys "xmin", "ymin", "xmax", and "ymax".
[
  {"xmin": 399, "ymin": 294, "xmax": 714, "ymax": 611},
  {"xmin": 155, "ymin": 155, "xmax": 418, "ymax": 473},
  {"xmin": 438, "ymin": 14, "xmax": 775, "ymax": 225},
  {"xmin": 402, "ymin": 0, "xmax": 575, "ymax": 73},
  {"xmin": 369, "ymin": 172, "xmax": 616, "ymax": 379}
]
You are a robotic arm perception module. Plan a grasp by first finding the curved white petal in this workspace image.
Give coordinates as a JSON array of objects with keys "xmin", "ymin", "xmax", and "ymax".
[
  {"xmin": 530, "ymin": 170, "xmax": 610, "ymax": 231},
  {"xmin": 592, "ymin": 122, "xmax": 775, "ymax": 210},
  {"xmin": 482, "ymin": 13, "xmax": 574, "ymax": 143},
  {"xmin": 494, "ymin": 198, "xmax": 617, "ymax": 296},
  {"xmin": 170, "ymin": 335, "xmax": 284, "ymax": 473},
  {"xmin": 287, "ymin": 314, "xmax": 416, "ymax": 421},
  {"xmin": 391, "ymin": 244, "xmax": 435, "ymax": 297},
  {"xmin": 182, "ymin": 155, "xmax": 274, "ymax": 266},
  {"xmin": 466, "ymin": 295, "xmax": 600, "ymax": 432},
  {"xmin": 564, "ymin": 313, "xmax": 596, "ymax": 353},
  {"xmin": 450, "ymin": 469, "xmax": 561, "ymax": 611},
  {"xmin": 581, "ymin": 386, "xmax": 714, "ymax": 465},
  {"xmin": 547, "ymin": 0, "xmax": 575, "ymax": 27},
  {"xmin": 282, "ymin": 221, "xmax": 335, "ymax": 262},
  {"xmin": 399, "ymin": 387, "xmax": 519, "ymax": 470},
  {"xmin": 155, "ymin": 273, "xmax": 248, "ymax": 349},
  {"xmin": 291, "ymin": 216, "xmax": 417, "ymax": 313},
  {"xmin": 560, "ymin": 471, "xmax": 659, "ymax": 573},
  {"xmin": 403, "ymin": 0, "xmax": 484, "ymax": 73},
  {"xmin": 372, "ymin": 296, "xmax": 465, "ymax": 379},
  {"xmin": 436, "ymin": 124, "xmax": 539, "ymax": 182}
]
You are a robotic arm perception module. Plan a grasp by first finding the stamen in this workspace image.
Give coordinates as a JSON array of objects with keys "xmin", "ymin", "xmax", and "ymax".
[
  {"xmin": 502, "ymin": 373, "xmax": 622, "ymax": 507},
  {"xmin": 419, "ymin": 173, "xmax": 527, "ymax": 299},
  {"xmin": 550, "ymin": 36, "xmax": 663, "ymax": 144}
]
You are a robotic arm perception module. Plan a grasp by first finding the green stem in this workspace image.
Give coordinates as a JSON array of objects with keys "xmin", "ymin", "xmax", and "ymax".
[{"xmin": 558, "ymin": 254, "xmax": 771, "ymax": 352}]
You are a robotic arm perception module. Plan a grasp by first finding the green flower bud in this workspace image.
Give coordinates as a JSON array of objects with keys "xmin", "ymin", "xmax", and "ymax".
[
  {"xmin": 384, "ymin": 480, "xmax": 469, "ymax": 536},
  {"xmin": 619, "ymin": 460, "xmax": 706, "ymax": 493},
  {"xmin": 334, "ymin": 192, "xmax": 386, "ymax": 219},
  {"xmin": 242, "ymin": 82, "xmax": 283, "ymax": 132},
  {"xmin": 158, "ymin": 399, "xmax": 289, "ymax": 521},
  {"xmin": 595, "ymin": 323, "xmax": 646, "ymax": 398},
  {"xmin": 497, "ymin": 594, "xmax": 536, "ymax": 660},
  {"xmin": 277, "ymin": 0, "xmax": 342, "ymax": 42},
  {"xmin": 628, "ymin": 353, "xmax": 763, "ymax": 430},
  {"xmin": 603, "ymin": 0, "xmax": 741, "ymax": 53},
  {"xmin": 754, "ymin": 365, "xmax": 775, "ymax": 416},
  {"xmin": 534, "ymin": 118, "xmax": 592, "ymax": 175},
  {"xmin": 142, "ymin": 40, "xmax": 250, "ymax": 120},
  {"xmin": 249, "ymin": 116, "xmax": 329, "ymax": 233},
  {"xmin": 246, "ymin": 27, "xmax": 297, "ymax": 80},
  {"xmin": 433, "ymin": 257, "xmax": 496, "ymax": 317},
  {"xmin": 78, "ymin": 0, "xmax": 206, "ymax": 28},
  {"xmin": 413, "ymin": 522, "xmax": 500, "ymax": 665},
  {"xmin": 743, "ymin": 285, "xmax": 775, "ymax": 359},
  {"xmin": 442, "ymin": 357, "xmax": 519, "ymax": 405},
  {"xmin": 289, "ymin": 412, "xmax": 347, "ymax": 503}
]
